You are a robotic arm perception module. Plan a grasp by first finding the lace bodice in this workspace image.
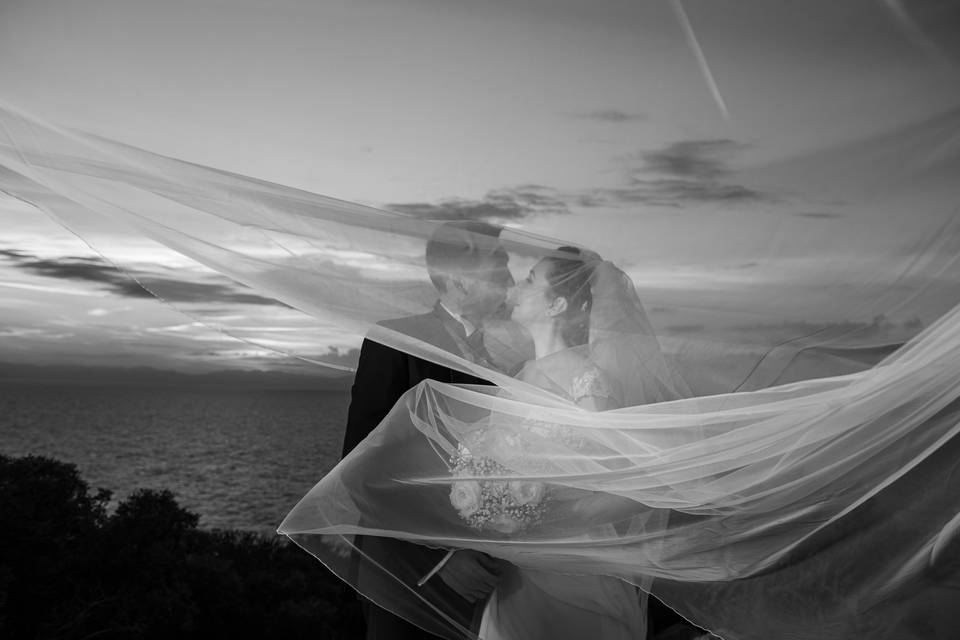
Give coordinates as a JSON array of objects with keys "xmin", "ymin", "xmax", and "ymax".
[{"xmin": 570, "ymin": 367, "xmax": 614, "ymax": 404}]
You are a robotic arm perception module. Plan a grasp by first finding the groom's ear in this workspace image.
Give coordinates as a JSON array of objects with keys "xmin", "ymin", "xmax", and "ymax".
[
  {"xmin": 546, "ymin": 296, "xmax": 568, "ymax": 317},
  {"xmin": 449, "ymin": 275, "xmax": 470, "ymax": 296}
]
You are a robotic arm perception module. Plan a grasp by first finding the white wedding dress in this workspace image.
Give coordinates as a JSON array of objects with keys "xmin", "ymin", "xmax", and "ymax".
[
  {"xmin": 478, "ymin": 356, "xmax": 651, "ymax": 640},
  {"xmin": 479, "ymin": 566, "xmax": 647, "ymax": 640}
]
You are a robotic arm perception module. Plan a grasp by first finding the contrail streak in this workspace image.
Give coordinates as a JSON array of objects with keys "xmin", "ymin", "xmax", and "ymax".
[
  {"xmin": 670, "ymin": 0, "xmax": 729, "ymax": 120},
  {"xmin": 880, "ymin": 0, "xmax": 945, "ymax": 63}
]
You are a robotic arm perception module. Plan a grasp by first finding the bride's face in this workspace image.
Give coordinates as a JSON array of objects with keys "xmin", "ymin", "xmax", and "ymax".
[{"xmin": 508, "ymin": 260, "xmax": 557, "ymax": 327}]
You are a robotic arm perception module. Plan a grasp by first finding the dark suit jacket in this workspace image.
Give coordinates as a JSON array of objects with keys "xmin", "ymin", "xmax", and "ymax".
[
  {"xmin": 342, "ymin": 306, "xmax": 488, "ymax": 458},
  {"xmin": 342, "ymin": 305, "xmax": 489, "ymax": 640}
]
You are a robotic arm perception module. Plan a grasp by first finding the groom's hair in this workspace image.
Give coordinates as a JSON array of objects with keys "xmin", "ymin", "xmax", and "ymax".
[{"xmin": 425, "ymin": 220, "xmax": 504, "ymax": 292}]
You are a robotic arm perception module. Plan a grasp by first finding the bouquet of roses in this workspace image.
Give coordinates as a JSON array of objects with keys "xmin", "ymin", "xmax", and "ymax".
[{"xmin": 448, "ymin": 441, "xmax": 548, "ymax": 534}]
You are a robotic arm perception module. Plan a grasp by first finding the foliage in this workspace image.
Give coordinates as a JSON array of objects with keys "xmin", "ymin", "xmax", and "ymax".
[{"xmin": 0, "ymin": 454, "xmax": 364, "ymax": 639}]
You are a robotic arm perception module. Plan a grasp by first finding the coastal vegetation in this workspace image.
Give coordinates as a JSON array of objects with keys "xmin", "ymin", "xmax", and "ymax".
[{"xmin": 0, "ymin": 454, "xmax": 363, "ymax": 639}]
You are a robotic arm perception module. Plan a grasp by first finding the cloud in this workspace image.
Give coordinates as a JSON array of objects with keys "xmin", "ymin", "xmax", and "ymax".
[
  {"xmin": 0, "ymin": 248, "xmax": 30, "ymax": 260},
  {"xmin": 388, "ymin": 185, "xmax": 570, "ymax": 221},
  {"xmin": 181, "ymin": 344, "xmax": 361, "ymax": 372},
  {"xmin": 0, "ymin": 326, "xmax": 72, "ymax": 339},
  {"xmin": 386, "ymin": 141, "xmax": 769, "ymax": 219},
  {"xmin": 382, "ymin": 137, "xmax": 773, "ymax": 217},
  {"xmin": 314, "ymin": 346, "xmax": 361, "ymax": 370},
  {"xmin": 9, "ymin": 256, "xmax": 153, "ymax": 297},
  {"xmin": 640, "ymin": 140, "xmax": 743, "ymax": 180},
  {"xmin": 0, "ymin": 249, "xmax": 287, "ymax": 307},
  {"xmin": 575, "ymin": 109, "xmax": 646, "ymax": 123},
  {"xmin": 137, "ymin": 278, "xmax": 289, "ymax": 307},
  {"xmin": 592, "ymin": 139, "xmax": 772, "ymax": 207},
  {"xmin": 793, "ymin": 211, "xmax": 844, "ymax": 220},
  {"xmin": 547, "ymin": 139, "xmax": 773, "ymax": 209},
  {"xmin": 0, "ymin": 280, "xmax": 96, "ymax": 296},
  {"xmin": 586, "ymin": 180, "xmax": 767, "ymax": 207}
]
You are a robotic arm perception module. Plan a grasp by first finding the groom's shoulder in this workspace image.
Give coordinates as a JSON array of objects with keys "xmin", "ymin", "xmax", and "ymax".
[
  {"xmin": 367, "ymin": 310, "xmax": 460, "ymax": 363},
  {"xmin": 376, "ymin": 311, "xmax": 444, "ymax": 344}
]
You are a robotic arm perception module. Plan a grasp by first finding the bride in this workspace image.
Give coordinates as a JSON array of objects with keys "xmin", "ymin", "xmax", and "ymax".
[
  {"xmin": 476, "ymin": 246, "xmax": 655, "ymax": 639},
  {"xmin": 507, "ymin": 246, "xmax": 618, "ymax": 411}
]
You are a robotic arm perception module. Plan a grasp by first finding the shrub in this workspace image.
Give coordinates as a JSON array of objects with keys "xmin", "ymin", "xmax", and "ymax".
[{"xmin": 0, "ymin": 454, "xmax": 362, "ymax": 639}]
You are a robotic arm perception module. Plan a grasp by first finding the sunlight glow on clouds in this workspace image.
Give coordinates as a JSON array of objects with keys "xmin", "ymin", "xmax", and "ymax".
[
  {"xmin": 0, "ymin": 280, "xmax": 99, "ymax": 296},
  {"xmin": 0, "ymin": 197, "xmax": 361, "ymax": 372},
  {"xmin": 1, "ymin": 0, "xmax": 958, "ymax": 374}
]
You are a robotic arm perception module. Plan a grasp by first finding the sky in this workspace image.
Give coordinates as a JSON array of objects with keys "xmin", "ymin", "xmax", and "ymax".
[{"xmin": 1, "ymin": 0, "xmax": 959, "ymax": 376}]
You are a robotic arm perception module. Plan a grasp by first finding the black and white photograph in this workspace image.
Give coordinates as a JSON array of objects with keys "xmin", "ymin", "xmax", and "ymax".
[{"xmin": 1, "ymin": 1, "xmax": 959, "ymax": 638}]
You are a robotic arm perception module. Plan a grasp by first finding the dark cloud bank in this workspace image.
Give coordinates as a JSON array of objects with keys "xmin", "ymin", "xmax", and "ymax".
[
  {"xmin": 0, "ymin": 248, "xmax": 286, "ymax": 307},
  {"xmin": 386, "ymin": 138, "xmax": 772, "ymax": 222},
  {"xmin": 388, "ymin": 185, "xmax": 571, "ymax": 222},
  {"xmin": 610, "ymin": 139, "xmax": 769, "ymax": 207},
  {"xmin": 575, "ymin": 109, "xmax": 646, "ymax": 123}
]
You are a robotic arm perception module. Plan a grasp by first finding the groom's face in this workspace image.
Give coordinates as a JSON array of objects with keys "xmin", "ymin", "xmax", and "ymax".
[{"xmin": 457, "ymin": 246, "xmax": 514, "ymax": 321}]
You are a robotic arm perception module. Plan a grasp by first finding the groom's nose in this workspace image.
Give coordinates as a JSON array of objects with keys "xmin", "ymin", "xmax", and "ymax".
[{"xmin": 490, "ymin": 266, "xmax": 513, "ymax": 292}]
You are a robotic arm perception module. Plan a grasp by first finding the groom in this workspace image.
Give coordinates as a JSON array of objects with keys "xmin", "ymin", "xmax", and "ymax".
[{"xmin": 341, "ymin": 220, "xmax": 514, "ymax": 640}]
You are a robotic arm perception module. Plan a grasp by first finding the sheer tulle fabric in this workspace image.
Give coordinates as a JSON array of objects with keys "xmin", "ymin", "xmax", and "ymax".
[
  {"xmin": 280, "ymin": 305, "xmax": 960, "ymax": 638},
  {"xmin": 2, "ymin": 96, "xmax": 960, "ymax": 639}
]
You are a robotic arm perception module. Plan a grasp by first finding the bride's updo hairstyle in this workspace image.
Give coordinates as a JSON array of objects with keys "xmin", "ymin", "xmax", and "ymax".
[{"xmin": 543, "ymin": 246, "xmax": 594, "ymax": 348}]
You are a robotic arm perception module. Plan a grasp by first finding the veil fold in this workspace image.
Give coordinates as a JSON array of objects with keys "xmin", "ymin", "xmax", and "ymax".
[{"xmin": 2, "ymin": 64, "xmax": 960, "ymax": 640}]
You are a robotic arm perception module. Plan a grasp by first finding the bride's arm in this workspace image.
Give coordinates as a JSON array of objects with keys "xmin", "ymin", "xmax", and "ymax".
[{"xmin": 571, "ymin": 368, "xmax": 649, "ymax": 524}]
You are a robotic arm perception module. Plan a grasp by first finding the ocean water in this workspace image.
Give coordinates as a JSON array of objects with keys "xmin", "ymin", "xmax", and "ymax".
[{"xmin": 0, "ymin": 383, "xmax": 349, "ymax": 536}]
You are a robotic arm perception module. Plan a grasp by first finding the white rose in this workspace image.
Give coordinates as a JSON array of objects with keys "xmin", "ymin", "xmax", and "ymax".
[
  {"xmin": 488, "ymin": 513, "xmax": 522, "ymax": 534},
  {"xmin": 508, "ymin": 481, "xmax": 545, "ymax": 506},
  {"xmin": 450, "ymin": 481, "xmax": 482, "ymax": 517}
]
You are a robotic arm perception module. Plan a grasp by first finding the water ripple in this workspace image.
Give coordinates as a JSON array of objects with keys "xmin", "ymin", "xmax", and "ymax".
[{"xmin": 0, "ymin": 383, "xmax": 348, "ymax": 536}]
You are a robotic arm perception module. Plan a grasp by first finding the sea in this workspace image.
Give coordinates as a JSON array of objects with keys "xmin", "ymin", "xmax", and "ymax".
[{"xmin": 0, "ymin": 382, "xmax": 349, "ymax": 536}]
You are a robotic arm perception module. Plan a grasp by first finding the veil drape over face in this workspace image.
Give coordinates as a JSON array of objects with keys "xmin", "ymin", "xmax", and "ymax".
[{"xmin": 2, "ymin": 2, "xmax": 960, "ymax": 637}]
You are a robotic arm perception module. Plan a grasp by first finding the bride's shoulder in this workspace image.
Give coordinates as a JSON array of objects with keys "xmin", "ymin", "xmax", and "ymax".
[
  {"xmin": 524, "ymin": 349, "xmax": 615, "ymax": 404},
  {"xmin": 554, "ymin": 349, "xmax": 599, "ymax": 378},
  {"xmin": 522, "ymin": 348, "xmax": 589, "ymax": 377}
]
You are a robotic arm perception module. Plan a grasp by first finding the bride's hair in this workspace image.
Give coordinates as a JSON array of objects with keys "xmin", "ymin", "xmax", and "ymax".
[{"xmin": 543, "ymin": 246, "xmax": 593, "ymax": 347}]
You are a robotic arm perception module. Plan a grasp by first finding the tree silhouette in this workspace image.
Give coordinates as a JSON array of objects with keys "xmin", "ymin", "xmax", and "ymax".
[{"xmin": 0, "ymin": 454, "xmax": 363, "ymax": 639}]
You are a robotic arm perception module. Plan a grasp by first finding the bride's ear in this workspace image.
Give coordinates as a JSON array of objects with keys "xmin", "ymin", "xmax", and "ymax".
[{"xmin": 546, "ymin": 296, "xmax": 568, "ymax": 317}]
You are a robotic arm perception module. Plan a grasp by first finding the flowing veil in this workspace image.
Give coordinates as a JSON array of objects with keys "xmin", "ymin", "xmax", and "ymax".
[
  {"xmin": 2, "ymin": 94, "xmax": 960, "ymax": 638},
  {"xmin": 276, "ymin": 252, "xmax": 960, "ymax": 639},
  {"xmin": 2, "ymin": 2, "xmax": 960, "ymax": 636}
]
